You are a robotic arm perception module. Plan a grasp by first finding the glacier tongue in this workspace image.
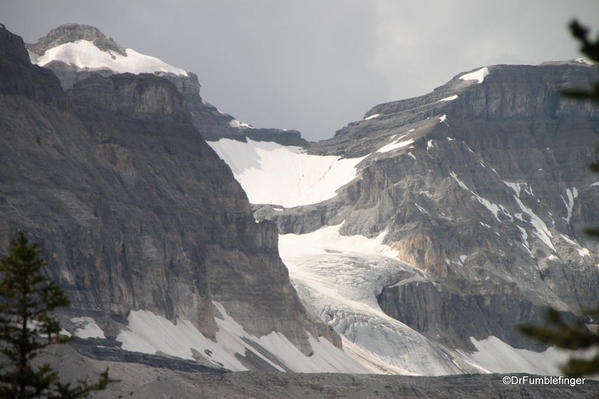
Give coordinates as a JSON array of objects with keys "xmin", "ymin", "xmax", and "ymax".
[{"xmin": 279, "ymin": 225, "xmax": 467, "ymax": 375}]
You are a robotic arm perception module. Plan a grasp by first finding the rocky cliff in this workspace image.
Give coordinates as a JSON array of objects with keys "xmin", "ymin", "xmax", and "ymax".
[{"xmin": 0, "ymin": 24, "xmax": 350, "ymax": 372}]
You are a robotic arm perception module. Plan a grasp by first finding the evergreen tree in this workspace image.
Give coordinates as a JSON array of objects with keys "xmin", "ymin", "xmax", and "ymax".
[
  {"xmin": 518, "ymin": 19, "xmax": 599, "ymax": 378},
  {"xmin": 0, "ymin": 232, "xmax": 114, "ymax": 398}
]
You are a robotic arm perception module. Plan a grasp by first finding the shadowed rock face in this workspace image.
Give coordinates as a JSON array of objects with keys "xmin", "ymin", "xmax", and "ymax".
[
  {"xmin": 0, "ymin": 26, "xmax": 68, "ymax": 109},
  {"xmin": 0, "ymin": 26, "xmax": 338, "ymax": 359},
  {"xmin": 257, "ymin": 63, "xmax": 599, "ymax": 351}
]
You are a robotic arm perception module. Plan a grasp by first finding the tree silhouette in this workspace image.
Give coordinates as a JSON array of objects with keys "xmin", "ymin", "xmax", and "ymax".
[
  {"xmin": 0, "ymin": 232, "xmax": 115, "ymax": 398},
  {"xmin": 518, "ymin": 20, "xmax": 599, "ymax": 378}
]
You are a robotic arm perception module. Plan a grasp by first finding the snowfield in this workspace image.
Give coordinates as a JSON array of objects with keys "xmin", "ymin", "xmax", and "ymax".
[
  {"xmin": 35, "ymin": 40, "xmax": 188, "ymax": 76},
  {"xmin": 208, "ymin": 138, "xmax": 366, "ymax": 207},
  {"xmin": 117, "ymin": 301, "xmax": 369, "ymax": 373}
]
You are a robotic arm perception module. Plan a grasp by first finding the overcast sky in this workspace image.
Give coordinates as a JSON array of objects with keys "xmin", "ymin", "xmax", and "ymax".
[{"xmin": 2, "ymin": 1, "xmax": 598, "ymax": 140}]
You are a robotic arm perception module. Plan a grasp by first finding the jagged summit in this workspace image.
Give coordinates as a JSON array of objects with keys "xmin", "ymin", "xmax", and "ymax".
[{"xmin": 28, "ymin": 23, "xmax": 125, "ymax": 56}]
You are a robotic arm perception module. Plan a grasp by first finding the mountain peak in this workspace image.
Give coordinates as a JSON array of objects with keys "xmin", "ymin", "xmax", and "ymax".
[{"xmin": 28, "ymin": 23, "xmax": 125, "ymax": 56}]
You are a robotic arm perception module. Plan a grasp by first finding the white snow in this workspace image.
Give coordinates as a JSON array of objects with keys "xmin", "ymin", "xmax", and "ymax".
[
  {"xmin": 377, "ymin": 135, "xmax": 414, "ymax": 154},
  {"xmin": 364, "ymin": 113, "xmax": 381, "ymax": 120},
  {"xmin": 117, "ymin": 301, "xmax": 368, "ymax": 373},
  {"xmin": 427, "ymin": 139, "xmax": 434, "ymax": 150},
  {"xmin": 279, "ymin": 224, "xmax": 468, "ymax": 375},
  {"xmin": 207, "ymin": 138, "xmax": 365, "ymax": 207},
  {"xmin": 517, "ymin": 226, "xmax": 535, "ymax": 258},
  {"xmin": 438, "ymin": 95, "xmax": 458, "ymax": 102},
  {"xmin": 561, "ymin": 234, "xmax": 581, "ymax": 247},
  {"xmin": 513, "ymin": 196, "xmax": 555, "ymax": 252},
  {"xmin": 229, "ymin": 119, "xmax": 254, "ymax": 129},
  {"xmin": 575, "ymin": 57, "xmax": 594, "ymax": 65},
  {"xmin": 35, "ymin": 40, "xmax": 188, "ymax": 76},
  {"xmin": 450, "ymin": 172, "xmax": 509, "ymax": 222},
  {"xmin": 561, "ymin": 187, "xmax": 578, "ymax": 223},
  {"xmin": 577, "ymin": 248, "xmax": 590, "ymax": 257},
  {"xmin": 71, "ymin": 317, "xmax": 105, "ymax": 339},
  {"xmin": 439, "ymin": 114, "xmax": 448, "ymax": 125},
  {"xmin": 407, "ymin": 152, "xmax": 416, "ymax": 160},
  {"xmin": 459, "ymin": 67, "xmax": 489, "ymax": 83},
  {"xmin": 467, "ymin": 336, "xmax": 568, "ymax": 375}
]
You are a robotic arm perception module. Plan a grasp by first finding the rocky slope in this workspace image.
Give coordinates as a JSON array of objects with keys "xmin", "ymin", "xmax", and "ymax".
[
  {"xmin": 213, "ymin": 63, "xmax": 599, "ymax": 374},
  {"xmin": 37, "ymin": 343, "xmax": 599, "ymax": 399},
  {"xmin": 0, "ymin": 24, "xmax": 359, "ymax": 373}
]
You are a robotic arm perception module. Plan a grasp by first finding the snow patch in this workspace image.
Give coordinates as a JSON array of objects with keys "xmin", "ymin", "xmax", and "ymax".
[
  {"xmin": 577, "ymin": 248, "xmax": 590, "ymax": 257},
  {"xmin": 438, "ymin": 95, "xmax": 458, "ymax": 102},
  {"xmin": 36, "ymin": 40, "xmax": 188, "ymax": 76},
  {"xmin": 377, "ymin": 135, "xmax": 414, "ymax": 153},
  {"xmin": 451, "ymin": 172, "xmax": 509, "ymax": 222},
  {"xmin": 229, "ymin": 119, "xmax": 254, "ymax": 129},
  {"xmin": 513, "ymin": 196, "xmax": 555, "ymax": 252},
  {"xmin": 467, "ymin": 336, "xmax": 567, "ymax": 375},
  {"xmin": 364, "ymin": 113, "xmax": 380, "ymax": 120},
  {"xmin": 207, "ymin": 138, "xmax": 365, "ymax": 207},
  {"xmin": 117, "ymin": 302, "xmax": 367, "ymax": 373},
  {"xmin": 560, "ymin": 187, "xmax": 578, "ymax": 223},
  {"xmin": 71, "ymin": 317, "xmax": 105, "ymax": 339},
  {"xmin": 459, "ymin": 67, "xmax": 489, "ymax": 83}
]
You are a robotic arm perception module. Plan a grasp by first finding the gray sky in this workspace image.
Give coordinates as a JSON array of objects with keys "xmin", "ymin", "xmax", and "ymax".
[{"xmin": 2, "ymin": 0, "xmax": 598, "ymax": 141}]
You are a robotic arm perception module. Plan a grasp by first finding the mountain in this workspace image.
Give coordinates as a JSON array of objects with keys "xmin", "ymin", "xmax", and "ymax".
[
  {"xmin": 210, "ymin": 63, "xmax": 599, "ymax": 374},
  {"xmin": 0, "ymin": 24, "xmax": 369, "ymax": 373},
  {"xmin": 3, "ymin": 22, "xmax": 599, "ymax": 382}
]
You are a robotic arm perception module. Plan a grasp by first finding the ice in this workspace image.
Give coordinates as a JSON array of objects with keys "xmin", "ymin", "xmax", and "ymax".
[
  {"xmin": 459, "ymin": 67, "xmax": 489, "ymax": 83},
  {"xmin": 279, "ymin": 225, "xmax": 467, "ymax": 375},
  {"xmin": 71, "ymin": 317, "xmax": 105, "ymax": 339},
  {"xmin": 438, "ymin": 95, "xmax": 458, "ymax": 102},
  {"xmin": 35, "ymin": 40, "xmax": 188, "ymax": 76},
  {"xmin": 207, "ymin": 138, "xmax": 365, "ymax": 207}
]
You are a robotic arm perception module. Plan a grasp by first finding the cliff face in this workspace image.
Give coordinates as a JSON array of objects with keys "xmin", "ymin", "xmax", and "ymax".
[{"xmin": 0, "ymin": 25, "xmax": 343, "ymax": 371}]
